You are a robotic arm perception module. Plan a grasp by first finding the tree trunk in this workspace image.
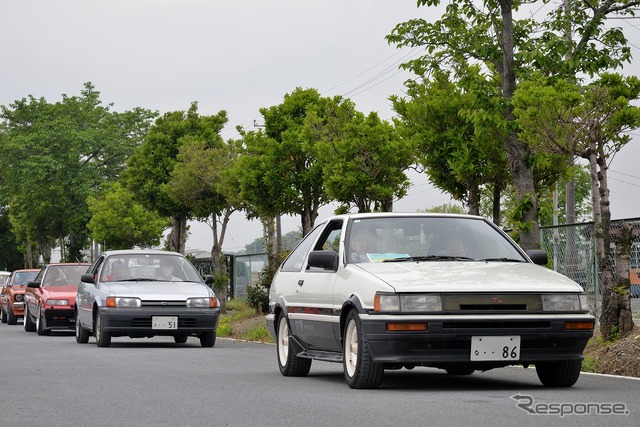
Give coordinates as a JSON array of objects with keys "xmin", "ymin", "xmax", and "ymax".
[
  {"xmin": 492, "ymin": 184, "xmax": 501, "ymax": 226},
  {"xmin": 168, "ymin": 216, "xmax": 188, "ymax": 254},
  {"xmin": 210, "ymin": 210, "xmax": 234, "ymax": 313},
  {"xmin": 612, "ymin": 222, "xmax": 635, "ymax": 339},
  {"xmin": 264, "ymin": 217, "xmax": 278, "ymax": 277},
  {"xmin": 498, "ymin": 0, "xmax": 539, "ymax": 250},
  {"xmin": 467, "ymin": 185, "xmax": 479, "ymax": 216}
]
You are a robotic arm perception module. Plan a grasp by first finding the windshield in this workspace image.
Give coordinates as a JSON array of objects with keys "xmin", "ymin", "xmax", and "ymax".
[
  {"xmin": 347, "ymin": 216, "xmax": 527, "ymax": 264},
  {"xmin": 43, "ymin": 265, "xmax": 88, "ymax": 287},
  {"xmin": 100, "ymin": 253, "xmax": 203, "ymax": 283},
  {"xmin": 11, "ymin": 271, "xmax": 39, "ymax": 285}
]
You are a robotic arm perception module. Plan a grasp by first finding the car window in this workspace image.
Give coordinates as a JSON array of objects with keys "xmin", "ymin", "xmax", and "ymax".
[
  {"xmin": 44, "ymin": 265, "xmax": 88, "ymax": 286},
  {"xmin": 346, "ymin": 216, "xmax": 526, "ymax": 263},
  {"xmin": 317, "ymin": 221, "xmax": 342, "ymax": 253},
  {"xmin": 12, "ymin": 271, "xmax": 38, "ymax": 285},
  {"xmin": 281, "ymin": 224, "xmax": 325, "ymax": 272}
]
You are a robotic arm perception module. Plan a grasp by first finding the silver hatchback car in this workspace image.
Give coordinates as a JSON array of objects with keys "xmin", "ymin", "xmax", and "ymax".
[{"xmin": 75, "ymin": 250, "xmax": 220, "ymax": 347}]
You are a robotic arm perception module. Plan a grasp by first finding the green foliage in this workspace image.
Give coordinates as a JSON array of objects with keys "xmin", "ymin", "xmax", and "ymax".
[
  {"xmin": 0, "ymin": 82, "xmax": 156, "ymax": 261},
  {"xmin": 243, "ymin": 324, "xmax": 271, "ymax": 342},
  {"xmin": 581, "ymin": 356, "xmax": 598, "ymax": 373},
  {"xmin": 246, "ymin": 282, "xmax": 270, "ymax": 314},
  {"xmin": 422, "ymin": 203, "xmax": 466, "ymax": 214},
  {"xmin": 87, "ymin": 183, "xmax": 168, "ymax": 250},
  {"xmin": 315, "ymin": 111, "xmax": 413, "ymax": 213},
  {"xmin": 0, "ymin": 209, "xmax": 24, "ymax": 270}
]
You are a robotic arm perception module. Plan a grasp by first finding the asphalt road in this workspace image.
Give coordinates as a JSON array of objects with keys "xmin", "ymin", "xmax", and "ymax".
[{"xmin": 1, "ymin": 322, "xmax": 639, "ymax": 427}]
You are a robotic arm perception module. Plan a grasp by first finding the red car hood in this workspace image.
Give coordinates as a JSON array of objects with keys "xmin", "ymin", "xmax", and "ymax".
[{"xmin": 41, "ymin": 286, "xmax": 78, "ymax": 303}]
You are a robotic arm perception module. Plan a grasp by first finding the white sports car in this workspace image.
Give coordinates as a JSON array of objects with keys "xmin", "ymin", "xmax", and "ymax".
[{"xmin": 266, "ymin": 213, "xmax": 594, "ymax": 389}]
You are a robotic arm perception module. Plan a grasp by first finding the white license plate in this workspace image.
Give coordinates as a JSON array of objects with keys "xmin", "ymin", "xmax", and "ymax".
[
  {"xmin": 470, "ymin": 336, "xmax": 520, "ymax": 361},
  {"xmin": 152, "ymin": 316, "xmax": 178, "ymax": 330}
]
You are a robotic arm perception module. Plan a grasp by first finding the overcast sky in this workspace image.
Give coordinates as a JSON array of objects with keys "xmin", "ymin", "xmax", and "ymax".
[{"xmin": 2, "ymin": 1, "xmax": 640, "ymax": 253}]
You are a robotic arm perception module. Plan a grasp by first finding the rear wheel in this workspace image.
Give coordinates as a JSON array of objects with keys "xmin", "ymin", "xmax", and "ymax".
[
  {"xmin": 276, "ymin": 311, "xmax": 311, "ymax": 376},
  {"xmin": 75, "ymin": 314, "xmax": 90, "ymax": 344},
  {"xmin": 95, "ymin": 311, "xmax": 111, "ymax": 347},
  {"xmin": 536, "ymin": 360, "xmax": 582, "ymax": 387},
  {"xmin": 174, "ymin": 335, "xmax": 188, "ymax": 344},
  {"xmin": 36, "ymin": 307, "xmax": 50, "ymax": 336},
  {"xmin": 343, "ymin": 310, "xmax": 383, "ymax": 389},
  {"xmin": 200, "ymin": 331, "xmax": 216, "ymax": 347},
  {"xmin": 24, "ymin": 305, "xmax": 36, "ymax": 332}
]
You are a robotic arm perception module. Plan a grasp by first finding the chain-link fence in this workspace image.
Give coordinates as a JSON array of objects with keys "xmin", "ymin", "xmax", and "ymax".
[{"xmin": 540, "ymin": 218, "xmax": 640, "ymax": 322}]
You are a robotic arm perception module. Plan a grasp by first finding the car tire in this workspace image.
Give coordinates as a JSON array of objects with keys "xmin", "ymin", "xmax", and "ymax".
[
  {"xmin": 343, "ymin": 309, "xmax": 384, "ymax": 389},
  {"xmin": 36, "ymin": 307, "xmax": 51, "ymax": 336},
  {"xmin": 200, "ymin": 330, "xmax": 216, "ymax": 348},
  {"xmin": 535, "ymin": 360, "xmax": 582, "ymax": 387},
  {"xmin": 174, "ymin": 335, "xmax": 188, "ymax": 344},
  {"xmin": 276, "ymin": 311, "xmax": 311, "ymax": 376},
  {"xmin": 95, "ymin": 311, "xmax": 111, "ymax": 348},
  {"xmin": 1, "ymin": 305, "xmax": 7, "ymax": 323},
  {"xmin": 24, "ymin": 305, "xmax": 36, "ymax": 332},
  {"xmin": 75, "ymin": 315, "xmax": 90, "ymax": 344}
]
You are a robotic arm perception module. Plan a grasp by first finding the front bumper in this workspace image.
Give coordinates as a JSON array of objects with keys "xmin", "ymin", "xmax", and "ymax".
[
  {"xmin": 99, "ymin": 307, "xmax": 220, "ymax": 337},
  {"xmin": 11, "ymin": 301, "xmax": 25, "ymax": 315},
  {"xmin": 44, "ymin": 308, "xmax": 75, "ymax": 330},
  {"xmin": 361, "ymin": 313, "xmax": 594, "ymax": 369}
]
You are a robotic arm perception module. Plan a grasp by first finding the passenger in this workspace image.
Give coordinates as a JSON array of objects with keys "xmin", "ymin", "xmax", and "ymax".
[{"xmin": 350, "ymin": 227, "xmax": 378, "ymax": 263}]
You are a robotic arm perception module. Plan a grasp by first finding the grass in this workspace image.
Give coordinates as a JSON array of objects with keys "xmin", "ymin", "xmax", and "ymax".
[{"xmin": 217, "ymin": 299, "xmax": 274, "ymax": 343}]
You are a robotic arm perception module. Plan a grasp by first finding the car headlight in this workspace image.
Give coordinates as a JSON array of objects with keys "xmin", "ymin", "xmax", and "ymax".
[
  {"xmin": 46, "ymin": 299, "xmax": 69, "ymax": 306},
  {"xmin": 542, "ymin": 294, "xmax": 586, "ymax": 312},
  {"xmin": 374, "ymin": 293, "xmax": 442, "ymax": 313},
  {"xmin": 106, "ymin": 297, "xmax": 141, "ymax": 308},
  {"xmin": 15, "ymin": 294, "xmax": 23, "ymax": 302},
  {"xmin": 186, "ymin": 297, "xmax": 218, "ymax": 308}
]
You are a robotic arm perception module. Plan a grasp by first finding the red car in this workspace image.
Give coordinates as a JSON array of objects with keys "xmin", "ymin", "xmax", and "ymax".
[
  {"xmin": 24, "ymin": 263, "xmax": 90, "ymax": 335},
  {"xmin": 1, "ymin": 269, "xmax": 41, "ymax": 325}
]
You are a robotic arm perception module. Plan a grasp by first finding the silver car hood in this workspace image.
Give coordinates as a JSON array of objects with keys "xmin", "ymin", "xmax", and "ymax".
[
  {"xmin": 104, "ymin": 281, "xmax": 210, "ymax": 300},
  {"xmin": 355, "ymin": 261, "xmax": 584, "ymax": 293}
]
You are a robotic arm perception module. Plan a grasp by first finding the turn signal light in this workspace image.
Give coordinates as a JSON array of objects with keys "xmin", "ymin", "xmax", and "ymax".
[
  {"xmin": 387, "ymin": 323, "xmax": 428, "ymax": 332},
  {"xmin": 564, "ymin": 321, "xmax": 594, "ymax": 330}
]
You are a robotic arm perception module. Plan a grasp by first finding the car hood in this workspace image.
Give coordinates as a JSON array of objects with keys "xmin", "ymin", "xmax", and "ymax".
[
  {"xmin": 102, "ymin": 281, "xmax": 210, "ymax": 300},
  {"xmin": 355, "ymin": 261, "xmax": 584, "ymax": 293},
  {"xmin": 42, "ymin": 286, "xmax": 78, "ymax": 300}
]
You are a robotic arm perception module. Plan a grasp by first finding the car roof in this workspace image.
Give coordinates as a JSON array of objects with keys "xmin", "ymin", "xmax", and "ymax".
[
  {"xmin": 101, "ymin": 249, "xmax": 184, "ymax": 258},
  {"xmin": 320, "ymin": 212, "xmax": 484, "ymax": 223}
]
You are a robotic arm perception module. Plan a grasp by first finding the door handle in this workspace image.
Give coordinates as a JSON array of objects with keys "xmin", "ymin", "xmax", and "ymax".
[{"xmin": 297, "ymin": 280, "xmax": 304, "ymax": 286}]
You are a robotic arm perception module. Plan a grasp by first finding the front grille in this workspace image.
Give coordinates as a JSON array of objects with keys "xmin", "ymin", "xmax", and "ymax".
[
  {"xmin": 130, "ymin": 318, "xmax": 197, "ymax": 328},
  {"xmin": 141, "ymin": 301, "xmax": 186, "ymax": 307},
  {"xmin": 443, "ymin": 321, "xmax": 551, "ymax": 329},
  {"xmin": 459, "ymin": 304, "xmax": 527, "ymax": 311}
]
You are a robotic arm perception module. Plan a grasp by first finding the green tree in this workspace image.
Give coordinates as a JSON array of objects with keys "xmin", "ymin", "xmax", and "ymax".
[
  {"xmin": 387, "ymin": 0, "xmax": 638, "ymax": 249},
  {"xmin": 514, "ymin": 73, "xmax": 640, "ymax": 340},
  {"xmin": 87, "ymin": 183, "xmax": 168, "ymax": 250},
  {"xmin": 0, "ymin": 83, "xmax": 156, "ymax": 262},
  {"xmin": 316, "ymin": 111, "xmax": 413, "ymax": 213},
  {"xmin": 0, "ymin": 208, "xmax": 24, "ymax": 270},
  {"xmin": 124, "ymin": 103, "xmax": 222, "ymax": 254},
  {"xmin": 392, "ymin": 68, "xmax": 509, "ymax": 221},
  {"xmin": 167, "ymin": 130, "xmax": 244, "ymax": 307}
]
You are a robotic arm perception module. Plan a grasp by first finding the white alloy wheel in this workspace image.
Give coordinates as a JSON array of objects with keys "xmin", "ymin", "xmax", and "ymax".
[
  {"xmin": 344, "ymin": 318, "xmax": 358, "ymax": 377},
  {"xmin": 277, "ymin": 316, "xmax": 290, "ymax": 367}
]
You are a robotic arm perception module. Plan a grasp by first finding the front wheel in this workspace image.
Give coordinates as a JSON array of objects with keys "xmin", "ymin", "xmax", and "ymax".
[
  {"xmin": 95, "ymin": 311, "xmax": 111, "ymax": 347},
  {"xmin": 1, "ymin": 305, "xmax": 7, "ymax": 323},
  {"xmin": 200, "ymin": 331, "xmax": 216, "ymax": 347},
  {"xmin": 24, "ymin": 305, "xmax": 36, "ymax": 332},
  {"xmin": 276, "ymin": 311, "xmax": 311, "ymax": 376},
  {"xmin": 75, "ymin": 313, "xmax": 90, "ymax": 344},
  {"xmin": 343, "ymin": 310, "xmax": 383, "ymax": 389},
  {"xmin": 536, "ymin": 360, "xmax": 582, "ymax": 387},
  {"xmin": 36, "ymin": 307, "xmax": 50, "ymax": 336}
]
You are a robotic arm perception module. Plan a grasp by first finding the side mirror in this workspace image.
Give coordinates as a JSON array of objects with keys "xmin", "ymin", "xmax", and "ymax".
[
  {"xmin": 80, "ymin": 274, "xmax": 95, "ymax": 284},
  {"xmin": 203, "ymin": 275, "xmax": 215, "ymax": 285},
  {"xmin": 526, "ymin": 250, "xmax": 548, "ymax": 266},
  {"xmin": 27, "ymin": 281, "xmax": 41, "ymax": 288},
  {"xmin": 308, "ymin": 250, "xmax": 338, "ymax": 271}
]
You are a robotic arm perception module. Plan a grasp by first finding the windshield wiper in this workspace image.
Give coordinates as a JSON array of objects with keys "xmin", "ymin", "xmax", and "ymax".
[
  {"xmin": 117, "ymin": 278, "xmax": 158, "ymax": 282},
  {"xmin": 478, "ymin": 257, "xmax": 526, "ymax": 263},
  {"xmin": 383, "ymin": 255, "xmax": 476, "ymax": 262}
]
